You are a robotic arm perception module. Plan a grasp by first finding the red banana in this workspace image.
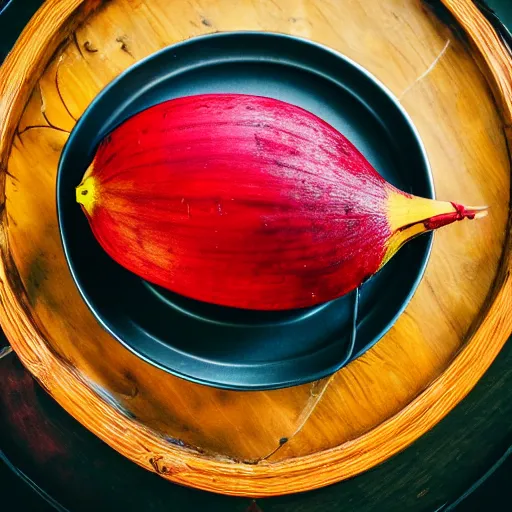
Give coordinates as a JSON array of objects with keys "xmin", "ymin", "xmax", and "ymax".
[{"xmin": 76, "ymin": 94, "xmax": 487, "ymax": 310}]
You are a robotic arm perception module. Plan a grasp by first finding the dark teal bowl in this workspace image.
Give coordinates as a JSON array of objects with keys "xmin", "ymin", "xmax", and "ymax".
[{"xmin": 56, "ymin": 31, "xmax": 433, "ymax": 390}]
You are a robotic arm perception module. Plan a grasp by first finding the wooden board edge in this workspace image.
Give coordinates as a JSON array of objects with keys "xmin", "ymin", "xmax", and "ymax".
[
  {"xmin": 441, "ymin": 0, "xmax": 512, "ymax": 126},
  {"xmin": 0, "ymin": 0, "xmax": 510, "ymax": 498},
  {"xmin": 0, "ymin": 0, "xmax": 101, "ymax": 171}
]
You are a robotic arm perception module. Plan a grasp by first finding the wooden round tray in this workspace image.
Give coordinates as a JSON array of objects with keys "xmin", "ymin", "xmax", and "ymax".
[{"xmin": 0, "ymin": 0, "xmax": 510, "ymax": 498}]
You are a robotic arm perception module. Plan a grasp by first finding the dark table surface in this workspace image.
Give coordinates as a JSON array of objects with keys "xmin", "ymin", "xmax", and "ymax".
[{"xmin": 1, "ymin": 1, "xmax": 511, "ymax": 511}]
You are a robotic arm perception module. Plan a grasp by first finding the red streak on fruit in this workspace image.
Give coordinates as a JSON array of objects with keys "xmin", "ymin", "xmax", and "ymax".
[{"xmin": 76, "ymin": 94, "xmax": 487, "ymax": 310}]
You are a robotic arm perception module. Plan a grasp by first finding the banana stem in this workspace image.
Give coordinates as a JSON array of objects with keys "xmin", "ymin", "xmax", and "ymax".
[
  {"xmin": 423, "ymin": 203, "xmax": 488, "ymax": 230},
  {"xmin": 380, "ymin": 197, "xmax": 488, "ymax": 270}
]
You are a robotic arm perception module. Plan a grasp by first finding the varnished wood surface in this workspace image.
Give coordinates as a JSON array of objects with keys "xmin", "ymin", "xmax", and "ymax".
[
  {"xmin": 0, "ymin": 0, "xmax": 510, "ymax": 497},
  {"xmin": 3, "ymin": 334, "xmax": 512, "ymax": 511}
]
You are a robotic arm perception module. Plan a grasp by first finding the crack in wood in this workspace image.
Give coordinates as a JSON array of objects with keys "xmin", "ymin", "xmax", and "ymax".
[
  {"xmin": 400, "ymin": 40, "xmax": 451, "ymax": 99},
  {"xmin": 7, "ymin": 213, "xmax": 17, "ymax": 227},
  {"xmin": 247, "ymin": 375, "xmax": 337, "ymax": 463},
  {"xmin": 136, "ymin": 441, "xmax": 151, "ymax": 453},
  {"xmin": 14, "ymin": 125, "xmax": 24, "ymax": 147},
  {"xmin": 0, "ymin": 163, "xmax": 17, "ymax": 181},
  {"xmin": 72, "ymin": 31, "xmax": 84, "ymax": 58},
  {"xmin": 18, "ymin": 124, "xmax": 69, "ymax": 136},
  {"xmin": 55, "ymin": 56, "xmax": 77, "ymax": 122},
  {"xmin": 18, "ymin": 81, "xmax": 71, "ymax": 137}
]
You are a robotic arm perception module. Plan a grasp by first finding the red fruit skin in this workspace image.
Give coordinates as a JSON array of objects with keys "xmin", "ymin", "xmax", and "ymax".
[{"xmin": 81, "ymin": 94, "xmax": 392, "ymax": 310}]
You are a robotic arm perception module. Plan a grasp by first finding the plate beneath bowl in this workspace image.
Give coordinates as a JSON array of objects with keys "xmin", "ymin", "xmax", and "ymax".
[{"xmin": 57, "ymin": 31, "xmax": 433, "ymax": 390}]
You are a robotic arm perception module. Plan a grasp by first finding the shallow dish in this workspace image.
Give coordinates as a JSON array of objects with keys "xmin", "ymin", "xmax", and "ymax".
[{"xmin": 57, "ymin": 31, "xmax": 433, "ymax": 390}]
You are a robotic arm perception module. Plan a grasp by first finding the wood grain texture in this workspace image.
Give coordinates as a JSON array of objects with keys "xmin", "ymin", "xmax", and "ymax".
[
  {"xmin": 0, "ymin": 0, "xmax": 510, "ymax": 497},
  {"xmin": 443, "ymin": 0, "xmax": 512, "ymax": 129},
  {"xmin": 3, "ymin": 343, "xmax": 512, "ymax": 512}
]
